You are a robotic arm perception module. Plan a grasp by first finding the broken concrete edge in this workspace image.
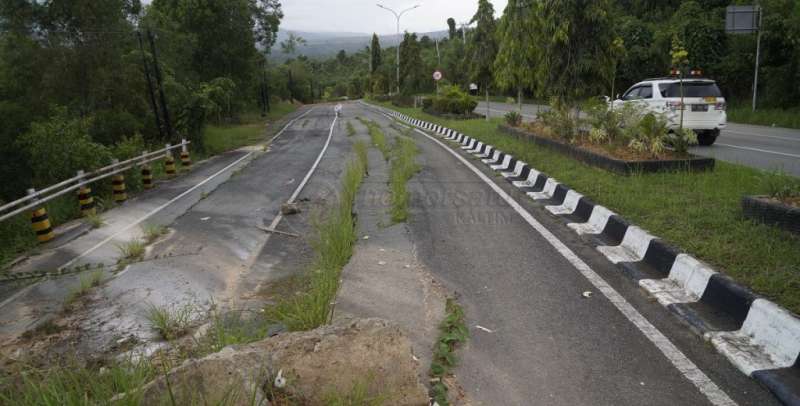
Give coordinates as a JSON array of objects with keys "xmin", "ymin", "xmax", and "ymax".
[
  {"xmin": 362, "ymin": 100, "xmax": 800, "ymax": 406},
  {"xmin": 136, "ymin": 318, "xmax": 430, "ymax": 406}
]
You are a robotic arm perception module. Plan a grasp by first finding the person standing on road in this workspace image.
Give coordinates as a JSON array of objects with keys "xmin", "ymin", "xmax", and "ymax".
[{"xmin": 335, "ymin": 103, "xmax": 343, "ymax": 117}]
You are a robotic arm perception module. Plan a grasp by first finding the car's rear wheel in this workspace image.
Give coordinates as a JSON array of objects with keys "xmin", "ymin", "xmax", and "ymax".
[{"xmin": 697, "ymin": 130, "xmax": 719, "ymax": 146}]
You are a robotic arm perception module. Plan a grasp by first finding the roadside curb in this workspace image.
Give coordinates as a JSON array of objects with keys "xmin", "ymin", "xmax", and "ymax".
[{"xmin": 364, "ymin": 101, "xmax": 800, "ymax": 406}]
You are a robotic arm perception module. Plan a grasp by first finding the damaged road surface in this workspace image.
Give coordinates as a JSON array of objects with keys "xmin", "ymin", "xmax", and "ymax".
[
  {"xmin": 1, "ymin": 106, "xmax": 354, "ymax": 359},
  {"xmin": 352, "ymin": 103, "xmax": 782, "ymax": 406}
]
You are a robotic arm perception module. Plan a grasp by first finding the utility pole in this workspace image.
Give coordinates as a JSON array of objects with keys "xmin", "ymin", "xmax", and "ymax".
[
  {"xmin": 137, "ymin": 31, "xmax": 164, "ymax": 140},
  {"xmin": 460, "ymin": 21, "xmax": 469, "ymax": 43},
  {"xmin": 377, "ymin": 3, "xmax": 420, "ymax": 95},
  {"xmin": 147, "ymin": 30, "xmax": 174, "ymax": 141},
  {"xmin": 752, "ymin": 3, "xmax": 763, "ymax": 112}
]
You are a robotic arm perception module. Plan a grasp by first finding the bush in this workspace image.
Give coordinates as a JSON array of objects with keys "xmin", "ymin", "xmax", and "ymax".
[
  {"xmin": 426, "ymin": 85, "xmax": 477, "ymax": 115},
  {"xmin": 504, "ymin": 111, "xmax": 522, "ymax": 127},
  {"xmin": 17, "ymin": 107, "xmax": 113, "ymax": 187},
  {"xmin": 538, "ymin": 98, "xmax": 576, "ymax": 141},
  {"xmin": 89, "ymin": 110, "xmax": 143, "ymax": 146},
  {"xmin": 391, "ymin": 95, "xmax": 415, "ymax": 107}
]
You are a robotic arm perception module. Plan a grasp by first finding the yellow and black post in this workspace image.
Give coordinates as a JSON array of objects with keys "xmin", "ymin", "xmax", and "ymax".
[
  {"xmin": 141, "ymin": 151, "xmax": 153, "ymax": 190},
  {"xmin": 76, "ymin": 171, "xmax": 95, "ymax": 216},
  {"xmin": 180, "ymin": 139, "xmax": 192, "ymax": 170},
  {"xmin": 111, "ymin": 160, "xmax": 127, "ymax": 203},
  {"xmin": 28, "ymin": 189, "xmax": 54, "ymax": 244},
  {"xmin": 165, "ymin": 144, "xmax": 177, "ymax": 177}
]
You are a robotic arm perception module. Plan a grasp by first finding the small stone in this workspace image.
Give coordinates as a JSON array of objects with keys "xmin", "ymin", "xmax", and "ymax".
[{"xmin": 281, "ymin": 203, "xmax": 301, "ymax": 215}]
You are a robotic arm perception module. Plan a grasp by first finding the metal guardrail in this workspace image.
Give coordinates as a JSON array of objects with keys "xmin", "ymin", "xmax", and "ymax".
[{"xmin": 0, "ymin": 139, "xmax": 190, "ymax": 223}]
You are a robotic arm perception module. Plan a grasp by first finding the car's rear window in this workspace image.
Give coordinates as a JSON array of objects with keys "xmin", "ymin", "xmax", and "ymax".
[{"xmin": 658, "ymin": 82, "xmax": 722, "ymax": 98}]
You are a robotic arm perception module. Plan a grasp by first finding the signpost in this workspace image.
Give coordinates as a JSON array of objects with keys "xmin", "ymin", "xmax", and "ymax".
[
  {"xmin": 726, "ymin": 5, "xmax": 762, "ymax": 111},
  {"xmin": 433, "ymin": 70, "xmax": 443, "ymax": 94}
]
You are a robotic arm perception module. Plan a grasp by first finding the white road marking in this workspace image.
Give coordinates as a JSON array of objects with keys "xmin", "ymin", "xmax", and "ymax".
[
  {"xmin": 724, "ymin": 130, "xmax": 800, "ymax": 142},
  {"xmin": 58, "ymin": 108, "xmax": 316, "ymax": 271},
  {"xmin": 246, "ymin": 110, "xmax": 338, "ymax": 268},
  {"xmin": 714, "ymin": 143, "xmax": 800, "ymax": 159},
  {"xmin": 409, "ymin": 125, "xmax": 737, "ymax": 406}
]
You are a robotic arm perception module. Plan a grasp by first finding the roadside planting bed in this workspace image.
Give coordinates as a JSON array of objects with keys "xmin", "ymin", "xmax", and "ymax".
[{"xmin": 371, "ymin": 100, "xmax": 800, "ymax": 315}]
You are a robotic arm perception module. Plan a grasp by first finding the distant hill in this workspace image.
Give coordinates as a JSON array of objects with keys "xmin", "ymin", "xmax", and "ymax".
[{"xmin": 269, "ymin": 29, "xmax": 449, "ymax": 61}]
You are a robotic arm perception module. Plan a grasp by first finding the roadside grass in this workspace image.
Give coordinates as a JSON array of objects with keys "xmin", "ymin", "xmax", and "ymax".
[
  {"xmin": 389, "ymin": 135, "xmax": 421, "ymax": 223},
  {"xmin": 146, "ymin": 303, "xmax": 195, "ymax": 341},
  {"xmin": 728, "ymin": 105, "xmax": 800, "ymax": 129},
  {"xmin": 430, "ymin": 298, "xmax": 468, "ymax": 406},
  {"xmin": 84, "ymin": 212, "xmax": 105, "ymax": 229},
  {"xmin": 266, "ymin": 141, "xmax": 368, "ymax": 331},
  {"xmin": 347, "ymin": 120, "xmax": 356, "ymax": 137},
  {"xmin": 372, "ymin": 101, "xmax": 800, "ymax": 314},
  {"xmin": 64, "ymin": 270, "xmax": 105, "ymax": 307},
  {"xmin": 0, "ymin": 358, "xmax": 157, "ymax": 406},
  {"xmin": 204, "ymin": 102, "xmax": 298, "ymax": 156}
]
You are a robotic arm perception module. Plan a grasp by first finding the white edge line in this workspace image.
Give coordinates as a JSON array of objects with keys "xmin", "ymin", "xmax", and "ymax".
[
  {"xmin": 715, "ymin": 143, "xmax": 800, "ymax": 159},
  {"xmin": 246, "ymin": 110, "xmax": 338, "ymax": 268},
  {"xmin": 400, "ymin": 120, "xmax": 737, "ymax": 406}
]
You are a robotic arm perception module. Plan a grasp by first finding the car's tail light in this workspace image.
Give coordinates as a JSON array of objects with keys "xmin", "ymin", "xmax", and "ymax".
[
  {"xmin": 666, "ymin": 101, "xmax": 683, "ymax": 111},
  {"xmin": 715, "ymin": 102, "xmax": 726, "ymax": 111}
]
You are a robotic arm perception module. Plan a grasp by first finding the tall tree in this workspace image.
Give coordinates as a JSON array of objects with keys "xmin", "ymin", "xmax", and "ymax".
[
  {"xmin": 447, "ymin": 17, "xmax": 458, "ymax": 40},
  {"xmin": 467, "ymin": 0, "xmax": 498, "ymax": 120},
  {"xmin": 494, "ymin": 0, "xmax": 537, "ymax": 111},
  {"xmin": 399, "ymin": 32, "xmax": 423, "ymax": 94},
  {"xmin": 370, "ymin": 33, "xmax": 382, "ymax": 74},
  {"xmin": 533, "ymin": 0, "xmax": 616, "ymax": 108}
]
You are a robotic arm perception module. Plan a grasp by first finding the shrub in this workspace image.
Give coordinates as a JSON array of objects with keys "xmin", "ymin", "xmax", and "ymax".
[
  {"xmin": 426, "ymin": 85, "xmax": 477, "ymax": 115},
  {"xmin": 111, "ymin": 133, "xmax": 146, "ymax": 161},
  {"xmin": 668, "ymin": 127, "xmax": 698, "ymax": 154},
  {"xmin": 504, "ymin": 111, "xmax": 522, "ymax": 127},
  {"xmin": 89, "ymin": 110, "xmax": 144, "ymax": 146},
  {"xmin": 629, "ymin": 113, "xmax": 668, "ymax": 157},
  {"xmin": 538, "ymin": 98, "xmax": 576, "ymax": 141},
  {"xmin": 391, "ymin": 95, "xmax": 415, "ymax": 107},
  {"xmin": 17, "ymin": 107, "xmax": 113, "ymax": 187}
]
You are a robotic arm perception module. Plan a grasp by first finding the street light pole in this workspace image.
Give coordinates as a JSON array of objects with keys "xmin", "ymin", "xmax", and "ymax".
[{"xmin": 377, "ymin": 3, "xmax": 420, "ymax": 95}]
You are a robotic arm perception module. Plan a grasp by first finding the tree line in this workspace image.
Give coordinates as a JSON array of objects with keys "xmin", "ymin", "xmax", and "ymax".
[
  {"xmin": 0, "ymin": 0, "xmax": 287, "ymax": 202},
  {"xmin": 308, "ymin": 0, "xmax": 798, "ymax": 113}
]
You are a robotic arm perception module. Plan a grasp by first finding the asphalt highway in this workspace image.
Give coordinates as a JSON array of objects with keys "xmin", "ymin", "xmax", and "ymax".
[
  {"xmin": 359, "ymin": 102, "xmax": 780, "ymax": 405},
  {"xmin": 476, "ymin": 101, "xmax": 800, "ymax": 176}
]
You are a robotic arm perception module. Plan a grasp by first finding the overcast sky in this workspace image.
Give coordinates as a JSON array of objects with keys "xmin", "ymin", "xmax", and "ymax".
[{"xmin": 281, "ymin": 0, "xmax": 509, "ymax": 35}]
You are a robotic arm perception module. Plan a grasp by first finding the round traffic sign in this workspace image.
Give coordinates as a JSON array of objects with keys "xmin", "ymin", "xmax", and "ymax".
[{"xmin": 433, "ymin": 71, "xmax": 443, "ymax": 81}]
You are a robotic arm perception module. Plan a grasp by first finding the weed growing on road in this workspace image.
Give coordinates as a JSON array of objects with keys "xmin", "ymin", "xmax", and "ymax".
[
  {"xmin": 146, "ymin": 303, "xmax": 195, "ymax": 341},
  {"xmin": 266, "ymin": 143, "xmax": 368, "ymax": 331},
  {"xmin": 430, "ymin": 298, "xmax": 468, "ymax": 406},
  {"xmin": 347, "ymin": 120, "xmax": 356, "ymax": 137},
  {"xmin": 64, "ymin": 270, "xmax": 105, "ymax": 307},
  {"xmin": 358, "ymin": 117, "xmax": 390, "ymax": 160},
  {"xmin": 115, "ymin": 239, "xmax": 145, "ymax": 262},
  {"xmin": 142, "ymin": 223, "xmax": 168, "ymax": 243},
  {"xmin": 354, "ymin": 141, "xmax": 369, "ymax": 175},
  {"xmin": 389, "ymin": 136, "xmax": 420, "ymax": 223},
  {"xmin": 84, "ymin": 212, "xmax": 105, "ymax": 229}
]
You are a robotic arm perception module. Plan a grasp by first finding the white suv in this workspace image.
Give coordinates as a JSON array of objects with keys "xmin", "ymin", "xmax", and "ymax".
[{"xmin": 612, "ymin": 78, "xmax": 727, "ymax": 146}]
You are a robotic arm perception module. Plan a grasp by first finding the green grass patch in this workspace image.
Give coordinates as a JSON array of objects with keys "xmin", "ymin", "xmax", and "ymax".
[
  {"xmin": 430, "ymin": 298, "xmax": 468, "ymax": 406},
  {"xmin": 389, "ymin": 135, "xmax": 420, "ymax": 223},
  {"xmin": 358, "ymin": 118, "xmax": 390, "ymax": 161},
  {"xmin": 115, "ymin": 239, "xmax": 145, "ymax": 263},
  {"xmin": 266, "ymin": 141, "xmax": 369, "ymax": 331},
  {"xmin": 0, "ymin": 358, "xmax": 157, "ymax": 406},
  {"xmin": 372, "ymin": 100, "xmax": 800, "ymax": 314},
  {"xmin": 142, "ymin": 223, "xmax": 168, "ymax": 244},
  {"xmin": 204, "ymin": 102, "xmax": 298, "ymax": 155},
  {"xmin": 347, "ymin": 120, "xmax": 356, "ymax": 137},
  {"xmin": 728, "ymin": 105, "xmax": 800, "ymax": 129}
]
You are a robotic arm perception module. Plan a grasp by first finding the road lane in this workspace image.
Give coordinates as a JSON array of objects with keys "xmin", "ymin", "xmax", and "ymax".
[
  {"xmin": 476, "ymin": 101, "xmax": 800, "ymax": 176},
  {"xmin": 361, "ymin": 103, "xmax": 781, "ymax": 405}
]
